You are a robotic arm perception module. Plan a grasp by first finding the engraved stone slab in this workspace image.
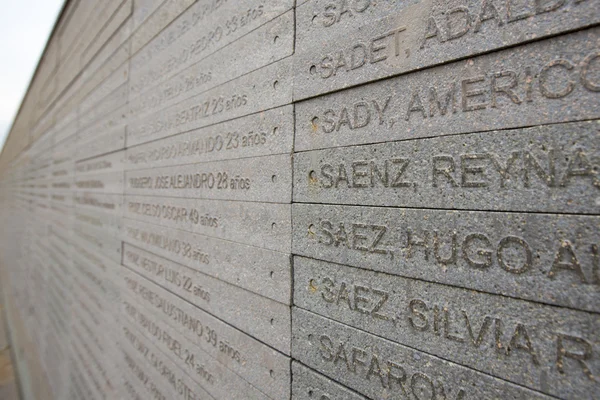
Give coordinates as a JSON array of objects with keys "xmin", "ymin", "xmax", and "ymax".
[
  {"xmin": 121, "ymin": 293, "xmax": 273, "ymax": 400},
  {"xmin": 293, "ymin": 308, "xmax": 552, "ymax": 400},
  {"xmin": 122, "ymin": 243, "xmax": 291, "ymax": 351},
  {"xmin": 130, "ymin": 0, "xmax": 195, "ymax": 56},
  {"xmin": 123, "ymin": 218, "xmax": 291, "ymax": 304},
  {"xmin": 119, "ymin": 322, "xmax": 208, "ymax": 400},
  {"xmin": 75, "ymin": 151, "xmax": 125, "ymax": 176},
  {"xmin": 74, "ymin": 207, "xmax": 121, "ymax": 237},
  {"xmin": 130, "ymin": 0, "xmax": 294, "ymax": 98},
  {"xmin": 127, "ymin": 58, "xmax": 293, "ymax": 147},
  {"xmin": 294, "ymin": 256, "xmax": 600, "ymax": 399},
  {"xmin": 293, "ymin": 121, "xmax": 600, "ymax": 214},
  {"xmin": 292, "ymin": 362, "xmax": 367, "ymax": 400},
  {"xmin": 126, "ymin": 105, "xmax": 293, "ymax": 170},
  {"xmin": 293, "ymin": 203, "xmax": 600, "ymax": 312},
  {"xmin": 73, "ymin": 192, "xmax": 123, "ymax": 216},
  {"xmin": 74, "ymin": 171, "xmax": 124, "ymax": 194},
  {"xmin": 125, "ymin": 153, "xmax": 291, "ymax": 203},
  {"xmin": 125, "ymin": 195, "xmax": 291, "ymax": 252},
  {"xmin": 295, "ymin": 27, "xmax": 600, "ymax": 151},
  {"xmin": 294, "ymin": 0, "xmax": 600, "ymax": 100},
  {"xmin": 128, "ymin": 11, "xmax": 294, "ymax": 120},
  {"xmin": 118, "ymin": 266, "xmax": 291, "ymax": 396}
]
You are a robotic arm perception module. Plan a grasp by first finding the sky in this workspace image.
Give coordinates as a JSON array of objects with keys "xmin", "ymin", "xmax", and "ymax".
[{"xmin": 0, "ymin": 0, "xmax": 64, "ymax": 151}]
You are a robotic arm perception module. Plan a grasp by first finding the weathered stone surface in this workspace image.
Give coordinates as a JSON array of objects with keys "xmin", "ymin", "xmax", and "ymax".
[
  {"xmin": 125, "ymin": 153, "xmax": 292, "ymax": 203},
  {"xmin": 126, "ymin": 104, "xmax": 293, "ymax": 169},
  {"xmin": 293, "ymin": 309, "xmax": 554, "ymax": 400},
  {"xmin": 127, "ymin": 57, "xmax": 293, "ymax": 147},
  {"xmin": 294, "ymin": 0, "xmax": 600, "ymax": 100},
  {"xmin": 292, "ymin": 362, "xmax": 368, "ymax": 400},
  {"xmin": 120, "ymin": 293, "xmax": 273, "ymax": 399},
  {"xmin": 123, "ymin": 218, "xmax": 291, "ymax": 304},
  {"xmin": 119, "ymin": 265, "xmax": 292, "ymax": 396},
  {"xmin": 119, "ymin": 320, "xmax": 207, "ymax": 400},
  {"xmin": 128, "ymin": 11, "xmax": 294, "ymax": 120},
  {"xmin": 122, "ymin": 243, "xmax": 291, "ymax": 351},
  {"xmin": 74, "ymin": 172, "xmax": 124, "ymax": 194},
  {"xmin": 294, "ymin": 256, "xmax": 600, "ymax": 399},
  {"xmin": 125, "ymin": 195, "xmax": 291, "ymax": 252},
  {"xmin": 75, "ymin": 151, "xmax": 125, "ymax": 176},
  {"xmin": 294, "ymin": 121, "xmax": 600, "ymax": 214},
  {"xmin": 295, "ymin": 27, "xmax": 600, "ymax": 151},
  {"xmin": 292, "ymin": 203, "xmax": 600, "ymax": 312},
  {"xmin": 130, "ymin": 0, "xmax": 294, "ymax": 97}
]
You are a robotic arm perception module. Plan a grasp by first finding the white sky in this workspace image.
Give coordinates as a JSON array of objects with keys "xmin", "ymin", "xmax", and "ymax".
[{"xmin": 0, "ymin": 0, "xmax": 64, "ymax": 151}]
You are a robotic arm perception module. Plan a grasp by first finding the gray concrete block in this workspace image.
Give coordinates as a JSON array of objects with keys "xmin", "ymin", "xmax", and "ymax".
[
  {"xmin": 292, "ymin": 202, "xmax": 600, "ymax": 312},
  {"xmin": 293, "ymin": 308, "xmax": 554, "ymax": 400},
  {"xmin": 294, "ymin": 0, "xmax": 600, "ymax": 100},
  {"xmin": 292, "ymin": 362, "xmax": 368, "ymax": 400},
  {"xmin": 126, "ymin": 105, "xmax": 293, "ymax": 170},
  {"xmin": 122, "ymin": 243, "xmax": 291, "ymax": 353},
  {"xmin": 130, "ymin": 0, "xmax": 294, "ymax": 97},
  {"xmin": 125, "ymin": 153, "xmax": 292, "ymax": 203},
  {"xmin": 120, "ymin": 292, "xmax": 274, "ymax": 400},
  {"xmin": 295, "ymin": 27, "xmax": 600, "ymax": 151},
  {"xmin": 293, "ymin": 121, "xmax": 600, "ymax": 214},
  {"xmin": 128, "ymin": 10, "xmax": 294, "ymax": 118},
  {"xmin": 127, "ymin": 57, "xmax": 293, "ymax": 147},
  {"xmin": 124, "ymin": 195, "xmax": 291, "ymax": 252},
  {"xmin": 293, "ymin": 256, "xmax": 600, "ymax": 399},
  {"xmin": 119, "ymin": 265, "xmax": 292, "ymax": 395},
  {"xmin": 123, "ymin": 218, "xmax": 291, "ymax": 304}
]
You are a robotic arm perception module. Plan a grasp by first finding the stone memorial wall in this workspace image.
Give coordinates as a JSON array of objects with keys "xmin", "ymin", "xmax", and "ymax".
[{"xmin": 0, "ymin": 0, "xmax": 597, "ymax": 399}]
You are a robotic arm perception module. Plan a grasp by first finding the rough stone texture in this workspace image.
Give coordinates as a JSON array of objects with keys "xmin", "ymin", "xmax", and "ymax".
[
  {"xmin": 128, "ymin": 10, "xmax": 294, "ymax": 121},
  {"xmin": 294, "ymin": 121, "xmax": 600, "ymax": 214},
  {"xmin": 293, "ymin": 308, "xmax": 554, "ymax": 400},
  {"xmin": 127, "ymin": 57, "xmax": 293, "ymax": 147},
  {"xmin": 124, "ymin": 195, "xmax": 292, "ymax": 252},
  {"xmin": 293, "ymin": 256, "xmax": 600, "ymax": 399},
  {"xmin": 125, "ymin": 153, "xmax": 292, "ymax": 202},
  {"xmin": 125, "ymin": 104, "xmax": 294, "ymax": 169},
  {"xmin": 292, "ymin": 203, "xmax": 600, "ymax": 312},
  {"xmin": 294, "ymin": 0, "xmax": 600, "ymax": 100},
  {"xmin": 292, "ymin": 362, "xmax": 368, "ymax": 400},
  {"xmin": 122, "ymin": 243, "xmax": 291, "ymax": 349},
  {"xmin": 0, "ymin": 0, "xmax": 598, "ymax": 399},
  {"xmin": 123, "ymin": 218, "xmax": 292, "ymax": 304},
  {"xmin": 295, "ymin": 27, "xmax": 600, "ymax": 151},
  {"xmin": 118, "ymin": 266, "xmax": 292, "ymax": 395},
  {"xmin": 120, "ymin": 292, "xmax": 274, "ymax": 400}
]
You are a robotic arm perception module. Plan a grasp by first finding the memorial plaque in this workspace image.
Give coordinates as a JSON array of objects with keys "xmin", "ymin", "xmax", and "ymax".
[
  {"xmin": 292, "ymin": 362, "xmax": 368, "ymax": 400},
  {"xmin": 293, "ymin": 309, "xmax": 553, "ymax": 400},
  {"xmin": 118, "ymin": 266, "xmax": 291, "ymax": 396},
  {"xmin": 295, "ymin": 27, "xmax": 600, "ymax": 151},
  {"xmin": 123, "ymin": 218, "xmax": 291, "ymax": 304},
  {"xmin": 119, "ymin": 324, "xmax": 202, "ymax": 400},
  {"xmin": 2, "ymin": 0, "xmax": 599, "ymax": 398},
  {"xmin": 125, "ymin": 105, "xmax": 293, "ymax": 170},
  {"xmin": 294, "ymin": 121, "xmax": 600, "ymax": 213},
  {"xmin": 294, "ymin": 256, "xmax": 600, "ymax": 398},
  {"xmin": 121, "ymin": 294, "xmax": 273, "ymax": 400},
  {"xmin": 127, "ymin": 57, "xmax": 293, "ymax": 146},
  {"xmin": 130, "ymin": 0, "xmax": 294, "ymax": 97},
  {"xmin": 128, "ymin": 11, "xmax": 294, "ymax": 120},
  {"xmin": 294, "ymin": 0, "xmax": 600, "ymax": 100},
  {"xmin": 292, "ymin": 203, "xmax": 600, "ymax": 312},
  {"xmin": 122, "ymin": 243, "xmax": 291, "ymax": 351},
  {"xmin": 125, "ymin": 195, "xmax": 291, "ymax": 252},
  {"xmin": 125, "ymin": 153, "xmax": 291, "ymax": 202},
  {"xmin": 75, "ymin": 151, "xmax": 124, "ymax": 176}
]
